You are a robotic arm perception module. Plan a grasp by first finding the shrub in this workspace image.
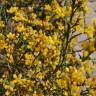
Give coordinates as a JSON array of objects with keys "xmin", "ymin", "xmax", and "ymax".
[{"xmin": 0, "ymin": 0, "xmax": 96, "ymax": 95}]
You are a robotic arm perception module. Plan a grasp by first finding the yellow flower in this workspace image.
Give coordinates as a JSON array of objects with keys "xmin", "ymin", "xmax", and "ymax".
[
  {"xmin": 44, "ymin": 4, "xmax": 51, "ymax": 11},
  {"xmin": 5, "ymin": 91, "xmax": 10, "ymax": 96},
  {"xmin": 81, "ymin": 41, "xmax": 88, "ymax": 49},
  {"xmin": 6, "ymin": 53, "xmax": 14, "ymax": 63},
  {"xmin": 57, "ymin": 22, "xmax": 64, "ymax": 30},
  {"xmin": 65, "ymin": 6, "xmax": 72, "ymax": 16},
  {"xmin": 13, "ymin": 74, "xmax": 17, "ymax": 79},
  {"xmin": 89, "ymin": 46, "xmax": 95, "ymax": 52},
  {"xmin": 83, "ymin": 50, "xmax": 89, "ymax": 57},
  {"xmin": 0, "ymin": 20, "xmax": 5, "ymax": 28},
  {"xmin": 24, "ymin": 53, "xmax": 34, "ymax": 65},
  {"xmin": 66, "ymin": 54, "xmax": 74, "ymax": 61},
  {"xmin": 92, "ymin": 18, "xmax": 96, "ymax": 26},
  {"xmin": 63, "ymin": 91, "xmax": 68, "ymax": 96},
  {"xmin": 5, "ymin": 44, "xmax": 14, "ymax": 53},
  {"xmin": 13, "ymin": 10, "xmax": 27, "ymax": 21},
  {"xmin": 7, "ymin": 32, "xmax": 15, "ymax": 40},
  {"xmin": 71, "ymin": 86, "xmax": 80, "ymax": 96},
  {"xmin": 36, "ymin": 72, "xmax": 44, "ymax": 79},
  {"xmin": 0, "ymin": 40, "xmax": 6, "ymax": 49},
  {"xmin": 83, "ymin": 60, "xmax": 93, "ymax": 74},
  {"xmin": 33, "ymin": 91, "xmax": 38, "ymax": 96},
  {"xmin": 31, "ymin": 13, "xmax": 37, "ymax": 19},
  {"xmin": 56, "ymin": 70, "xmax": 61, "ymax": 78},
  {"xmin": 65, "ymin": 67, "xmax": 69, "ymax": 72},
  {"xmin": 52, "ymin": 0, "xmax": 66, "ymax": 18},
  {"xmin": 85, "ymin": 25, "xmax": 94, "ymax": 37},
  {"xmin": 7, "ymin": 7, "xmax": 18, "ymax": 13},
  {"xmin": 16, "ymin": 22, "xmax": 25, "ymax": 32}
]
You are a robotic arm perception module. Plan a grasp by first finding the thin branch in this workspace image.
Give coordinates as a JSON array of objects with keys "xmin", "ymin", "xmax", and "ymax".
[{"xmin": 68, "ymin": 32, "xmax": 82, "ymax": 43}]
